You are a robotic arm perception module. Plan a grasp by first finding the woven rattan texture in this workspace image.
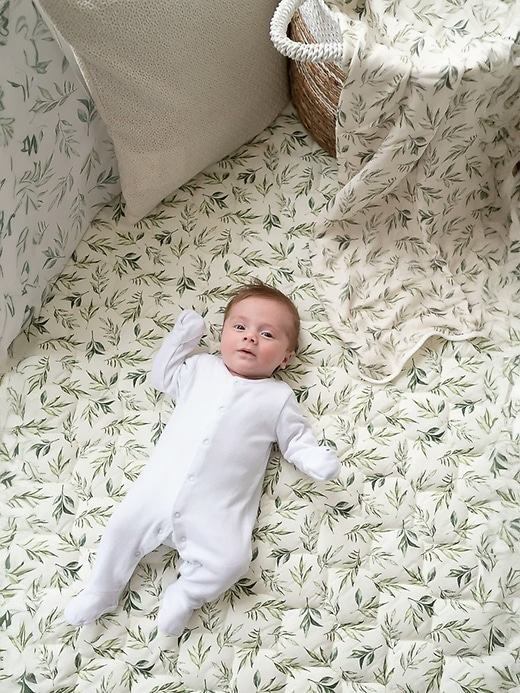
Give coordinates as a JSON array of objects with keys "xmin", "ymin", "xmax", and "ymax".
[{"xmin": 289, "ymin": 9, "xmax": 344, "ymax": 156}]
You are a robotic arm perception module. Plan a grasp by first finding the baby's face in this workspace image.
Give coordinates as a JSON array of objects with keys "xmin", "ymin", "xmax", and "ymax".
[{"xmin": 220, "ymin": 296, "xmax": 294, "ymax": 379}]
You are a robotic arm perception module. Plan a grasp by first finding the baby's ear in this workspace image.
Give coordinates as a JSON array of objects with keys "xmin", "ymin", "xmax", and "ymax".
[{"xmin": 278, "ymin": 351, "xmax": 294, "ymax": 370}]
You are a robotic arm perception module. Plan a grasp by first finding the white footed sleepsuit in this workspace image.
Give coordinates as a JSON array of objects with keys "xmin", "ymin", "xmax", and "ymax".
[{"xmin": 65, "ymin": 310, "xmax": 341, "ymax": 635}]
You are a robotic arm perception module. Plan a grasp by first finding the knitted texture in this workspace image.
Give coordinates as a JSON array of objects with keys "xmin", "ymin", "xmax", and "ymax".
[{"xmin": 38, "ymin": 0, "xmax": 289, "ymax": 223}]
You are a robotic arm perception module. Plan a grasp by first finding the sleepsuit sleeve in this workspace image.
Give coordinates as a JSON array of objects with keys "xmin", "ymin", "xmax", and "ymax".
[
  {"xmin": 150, "ymin": 309, "xmax": 206, "ymax": 397},
  {"xmin": 275, "ymin": 392, "xmax": 342, "ymax": 481}
]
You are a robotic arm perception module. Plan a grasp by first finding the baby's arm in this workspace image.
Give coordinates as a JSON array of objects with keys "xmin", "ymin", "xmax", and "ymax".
[
  {"xmin": 275, "ymin": 393, "xmax": 341, "ymax": 481},
  {"xmin": 150, "ymin": 310, "xmax": 206, "ymax": 396}
]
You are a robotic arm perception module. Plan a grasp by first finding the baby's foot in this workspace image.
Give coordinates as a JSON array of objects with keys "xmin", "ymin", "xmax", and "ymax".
[
  {"xmin": 157, "ymin": 583, "xmax": 194, "ymax": 636},
  {"xmin": 64, "ymin": 588, "xmax": 119, "ymax": 626}
]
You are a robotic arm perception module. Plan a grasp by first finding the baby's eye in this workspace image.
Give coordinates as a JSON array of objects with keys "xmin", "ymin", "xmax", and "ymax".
[
  {"xmin": 234, "ymin": 324, "xmax": 245, "ymax": 331},
  {"xmin": 261, "ymin": 331, "xmax": 274, "ymax": 339}
]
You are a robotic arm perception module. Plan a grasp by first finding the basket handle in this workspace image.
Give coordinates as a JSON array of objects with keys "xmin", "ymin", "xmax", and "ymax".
[{"xmin": 270, "ymin": 0, "xmax": 344, "ymax": 63}]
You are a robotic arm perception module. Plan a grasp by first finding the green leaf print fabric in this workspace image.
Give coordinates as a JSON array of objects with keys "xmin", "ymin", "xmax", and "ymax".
[
  {"xmin": 0, "ymin": 0, "xmax": 120, "ymax": 367},
  {"xmin": 1, "ymin": 104, "xmax": 520, "ymax": 692},
  {"xmin": 312, "ymin": 0, "xmax": 520, "ymax": 383},
  {"xmin": 1, "ymin": 2, "xmax": 520, "ymax": 690}
]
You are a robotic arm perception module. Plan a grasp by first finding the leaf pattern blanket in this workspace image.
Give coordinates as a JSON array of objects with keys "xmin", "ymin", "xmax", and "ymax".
[
  {"xmin": 312, "ymin": 0, "xmax": 520, "ymax": 382},
  {"xmin": 1, "ymin": 105, "xmax": 520, "ymax": 692}
]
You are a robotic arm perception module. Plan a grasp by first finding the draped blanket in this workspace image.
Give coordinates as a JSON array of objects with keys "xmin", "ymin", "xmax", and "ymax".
[{"xmin": 312, "ymin": 0, "xmax": 520, "ymax": 382}]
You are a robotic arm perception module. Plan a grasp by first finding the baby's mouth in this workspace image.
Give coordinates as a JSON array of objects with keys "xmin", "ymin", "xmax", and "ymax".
[{"xmin": 238, "ymin": 348, "xmax": 255, "ymax": 356}]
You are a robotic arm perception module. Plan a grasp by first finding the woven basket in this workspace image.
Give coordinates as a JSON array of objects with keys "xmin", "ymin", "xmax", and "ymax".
[{"xmin": 288, "ymin": 9, "xmax": 345, "ymax": 157}]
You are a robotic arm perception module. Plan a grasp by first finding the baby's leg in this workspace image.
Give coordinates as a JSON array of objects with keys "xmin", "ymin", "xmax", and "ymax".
[
  {"xmin": 64, "ymin": 521, "xmax": 140, "ymax": 626},
  {"xmin": 65, "ymin": 498, "xmax": 162, "ymax": 627},
  {"xmin": 157, "ymin": 579, "xmax": 195, "ymax": 636},
  {"xmin": 157, "ymin": 551, "xmax": 250, "ymax": 635},
  {"xmin": 64, "ymin": 587, "xmax": 120, "ymax": 627}
]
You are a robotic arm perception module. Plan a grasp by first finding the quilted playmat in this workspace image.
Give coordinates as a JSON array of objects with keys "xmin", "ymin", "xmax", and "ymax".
[{"xmin": 1, "ymin": 106, "xmax": 520, "ymax": 692}]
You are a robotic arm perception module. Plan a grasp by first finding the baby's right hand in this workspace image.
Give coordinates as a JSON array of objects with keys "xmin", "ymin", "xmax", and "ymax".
[
  {"xmin": 151, "ymin": 309, "xmax": 206, "ymax": 393},
  {"xmin": 174, "ymin": 309, "xmax": 206, "ymax": 343}
]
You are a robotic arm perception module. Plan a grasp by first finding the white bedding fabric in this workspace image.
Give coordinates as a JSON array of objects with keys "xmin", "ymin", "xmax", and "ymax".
[{"xmin": 1, "ymin": 106, "xmax": 520, "ymax": 691}]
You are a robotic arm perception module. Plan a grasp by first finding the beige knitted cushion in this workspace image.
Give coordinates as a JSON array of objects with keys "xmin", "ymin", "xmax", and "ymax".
[{"xmin": 37, "ymin": 0, "xmax": 289, "ymax": 224}]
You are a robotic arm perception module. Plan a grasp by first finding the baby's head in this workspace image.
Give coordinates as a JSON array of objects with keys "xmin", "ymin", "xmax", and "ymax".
[{"xmin": 220, "ymin": 280, "xmax": 300, "ymax": 379}]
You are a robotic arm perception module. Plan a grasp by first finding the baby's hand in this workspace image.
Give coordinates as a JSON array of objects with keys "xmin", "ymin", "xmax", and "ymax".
[
  {"xmin": 151, "ymin": 309, "xmax": 206, "ymax": 392},
  {"xmin": 174, "ymin": 309, "xmax": 206, "ymax": 343}
]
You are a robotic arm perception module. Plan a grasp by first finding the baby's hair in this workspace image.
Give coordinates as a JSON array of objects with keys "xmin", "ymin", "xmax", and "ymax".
[{"xmin": 224, "ymin": 279, "xmax": 300, "ymax": 351}]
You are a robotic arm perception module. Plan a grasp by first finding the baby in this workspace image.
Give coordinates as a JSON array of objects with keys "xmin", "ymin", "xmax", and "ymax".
[{"xmin": 64, "ymin": 280, "xmax": 341, "ymax": 635}]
